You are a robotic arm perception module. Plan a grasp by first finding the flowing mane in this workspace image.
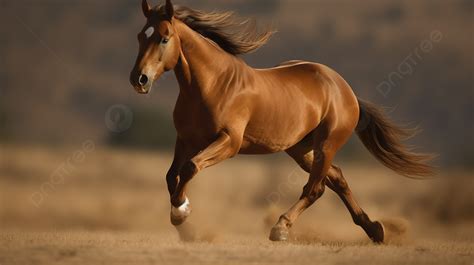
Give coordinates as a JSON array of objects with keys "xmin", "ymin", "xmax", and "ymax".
[{"xmin": 154, "ymin": 5, "xmax": 274, "ymax": 55}]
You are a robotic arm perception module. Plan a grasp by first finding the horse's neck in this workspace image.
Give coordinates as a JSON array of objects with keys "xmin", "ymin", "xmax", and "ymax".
[{"xmin": 173, "ymin": 21, "xmax": 238, "ymax": 96}]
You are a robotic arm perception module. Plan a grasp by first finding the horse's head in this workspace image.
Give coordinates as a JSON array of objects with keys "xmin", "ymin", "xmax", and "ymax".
[{"xmin": 130, "ymin": 0, "xmax": 181, "ymax": 94}]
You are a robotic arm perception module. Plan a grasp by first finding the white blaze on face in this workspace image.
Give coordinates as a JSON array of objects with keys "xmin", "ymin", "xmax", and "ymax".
[{"xmin": 145, "ymin": 26, "xmax": 154, "ymax": 39}]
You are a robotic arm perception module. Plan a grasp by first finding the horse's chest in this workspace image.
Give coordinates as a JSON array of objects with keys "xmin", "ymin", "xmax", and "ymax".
[{"xmin": 173, "ymin": 100, "xmax": 221, "ymax": 145}]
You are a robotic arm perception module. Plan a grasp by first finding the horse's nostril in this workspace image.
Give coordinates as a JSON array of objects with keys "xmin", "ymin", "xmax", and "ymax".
[{"xmin": 138, "ymin": 74, "xmax": 148, "ymax": 86}]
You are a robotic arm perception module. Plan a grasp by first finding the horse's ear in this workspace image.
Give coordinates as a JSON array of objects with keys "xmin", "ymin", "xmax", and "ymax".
[
  {"xmin": 142, "ymin": 0, "xmax": 151, "ymax": 17},
  {"xmin": 164, "ymin": 0, "xmax": 174, "ymax": 20}
]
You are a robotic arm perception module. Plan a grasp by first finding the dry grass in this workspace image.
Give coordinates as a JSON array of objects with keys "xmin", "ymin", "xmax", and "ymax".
[{"xmin": 0, "ymin": 145, "xmax": 473, "ymax": 264}]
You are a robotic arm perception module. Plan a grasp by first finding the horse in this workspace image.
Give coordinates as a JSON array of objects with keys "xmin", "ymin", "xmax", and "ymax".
[{"xmin": 130, "ymin": 0, "xmax": 434, "ymax": 243}]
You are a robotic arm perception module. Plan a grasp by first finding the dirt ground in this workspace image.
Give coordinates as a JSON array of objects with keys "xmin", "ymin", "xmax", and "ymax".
[
  {"xmin": 1, "ymin": 145, "xmax": 473, "ymax": 264},
  {"xmin": 1, "ymin": 231, "xmax": 472, "ymax": 265}
]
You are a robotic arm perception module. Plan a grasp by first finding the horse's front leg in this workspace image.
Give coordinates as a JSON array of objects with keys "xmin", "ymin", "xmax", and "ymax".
[
  {"xmin": 165, "ymin": 138, "xmax": 191, "ymax": 227},
  {"xmin": 170, "ymin": 130, "xmax": 241, "ymax": 226},
  {"xmin": 166, "ymin": 138, "xmax": 188, "ymax": 198}
]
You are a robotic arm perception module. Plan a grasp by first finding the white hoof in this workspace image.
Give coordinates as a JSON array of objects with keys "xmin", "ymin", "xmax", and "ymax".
[{"xmin": 171, "ymin": 197, "xmax": 191, "ymax": 220}]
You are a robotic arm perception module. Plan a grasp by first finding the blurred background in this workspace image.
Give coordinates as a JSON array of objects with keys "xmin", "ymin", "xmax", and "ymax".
[{"xmin": 0, "ymin": 0, "xmax": 473, "ymax": 241}]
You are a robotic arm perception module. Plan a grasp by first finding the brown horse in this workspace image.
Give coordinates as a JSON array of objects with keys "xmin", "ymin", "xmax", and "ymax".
[{"xmin": 130, "ymin": 0, "xmax": 434, "ymax": 243}]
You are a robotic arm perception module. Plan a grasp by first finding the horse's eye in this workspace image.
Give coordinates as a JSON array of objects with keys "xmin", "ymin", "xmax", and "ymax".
[{"xmin": 161, "ymin": 38, "xmax": 169, "ymax": 44}]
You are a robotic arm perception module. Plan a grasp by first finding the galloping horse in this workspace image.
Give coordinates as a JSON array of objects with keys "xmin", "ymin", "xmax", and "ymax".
[{"xmin": 130, "ymin": 0, "xmax": 434, "ymax": 243}]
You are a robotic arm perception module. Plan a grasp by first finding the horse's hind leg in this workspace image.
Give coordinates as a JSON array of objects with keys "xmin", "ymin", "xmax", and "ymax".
[
  {"xmin": 326, "ymin": 165, "xmax": 384, "ymax": 243},
  {"xmin": 285, "ymin": 145, "xmax": 384, "ymax": 243},
  {"xmin": 270, "ymin": 127, "xmax": 342, "ymax": 241}
]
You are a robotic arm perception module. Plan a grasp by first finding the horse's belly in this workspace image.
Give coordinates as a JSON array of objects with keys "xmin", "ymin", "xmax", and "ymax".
[
  {"xmin": 238, "ymin": 138, "xmax": 294, "ymax": 154},
  {"xmin": 240, "ymin": 118, "xmax": 318, "ymax": 154}
]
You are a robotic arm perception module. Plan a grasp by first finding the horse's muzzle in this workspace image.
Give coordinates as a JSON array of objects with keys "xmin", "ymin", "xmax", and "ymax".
[{"xmin": 130, "ymin": 71, "xmax": 152, "ymax": 94}]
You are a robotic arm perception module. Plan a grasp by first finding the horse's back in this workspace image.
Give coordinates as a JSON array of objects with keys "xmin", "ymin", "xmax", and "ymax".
[
  {"xmin": 240, "ymin": 61, "xmax": 359, "ymax": 154},
  {"xmin": 274, "ymin": 61, "xmax": 361, "ymax": 139},
  {"xmin": 257, "ymin": 61, "xmax": 354, "ymax": 106},
  {"xmin": 264, "ymin": 61, "xmax": 359, "ymax": 113},
  {"xmin": 274, "ymin": 60, "xmax": 308, "ymax": 67},
  {"xmin": 274, "ymin": 61, "xmax": 360, "ymax": 130}
]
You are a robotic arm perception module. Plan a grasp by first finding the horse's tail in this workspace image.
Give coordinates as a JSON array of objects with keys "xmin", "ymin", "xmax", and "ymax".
[{"xmin": 356, "ymin": 99, "xmax": 435, "ymax": 178}]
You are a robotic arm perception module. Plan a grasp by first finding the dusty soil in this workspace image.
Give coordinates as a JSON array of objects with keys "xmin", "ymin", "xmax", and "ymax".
[{"xmin": 1, "ymin": 230, "xmax": 472, "ymax": 265}]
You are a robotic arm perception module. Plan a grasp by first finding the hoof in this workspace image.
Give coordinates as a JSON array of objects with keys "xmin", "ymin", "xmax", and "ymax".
[
  {"xmin": 369, "ymin": 221, "xmax": 385, "ymax": 243},
  {"xmin": 269, "ymin": 226, "xmax": 289, "ymax": 242},
  {"xmin": 170, "ymin": 197, "xmax": 191, "ymax": 226}
]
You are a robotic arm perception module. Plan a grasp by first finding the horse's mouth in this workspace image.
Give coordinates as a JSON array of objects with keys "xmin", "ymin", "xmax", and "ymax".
[
  {"xmin": 134, "ymin": 83, "xmax": 153, "ymax": 94},
  {"xmin": 136, "ymin": 87, "xmax": 149, "ymax": 94}
]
